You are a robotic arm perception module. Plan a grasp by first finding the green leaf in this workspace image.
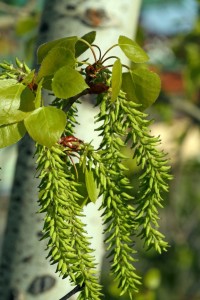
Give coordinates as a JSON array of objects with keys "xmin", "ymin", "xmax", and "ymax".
[
  {"xmin": 85, "ymin": 168, "xmax": 99, "ymax": 203},
  {"xmin": 0, "ymin": 121, "xmax": 26, "ymax": 148},
  {"xmin": 75, "ymin": 31, "xmax": 96, "ymax": 57},
  {"xmin": 24, "ymin": 106, "xmax": 66, "ymax": 147},
  {"xmin": 35, "ymin": 79, "xmax": 43, "ymax": 108},
  {"xmin": 122, "ymin": 68, "xmax": 161, "ymax": 110},
  {"xmin": 52, "ymin": 66, "xmax": 89, "ymax": 99},
  {"xmin": 122, "ymin": 72, "xmax": 136, "ymax": 103},
  {"xmin": 118, "ymin": 35, "xmax": 149, "ymax": 63},
  {"xmin": 111, "ymin": 59, "xmax": 122, "ymax": 102},
  {"xmin": 21, "ymin": 70, "xmax": 35, "ymax": 85},
  {"xmin": 0, "ymin": 79, "xmax": 18, "ymax": 89},
  {"xmin": 0, "ymin": 83, "xmax": 35, "ymax": 124},
  {"xmin": 37, "ymin": 48, "xmax": 75, "ymax": 81},
  {"xmin": 41, "ymin": 75, "xmax": 53, "ymax": 91},
  {"xmin": 70, "ymin": 164, "xmax": 89, "ymax": 207},
  {"xmin": 37, "ymin": 36, "xmax": 78, "ymax": 64}
]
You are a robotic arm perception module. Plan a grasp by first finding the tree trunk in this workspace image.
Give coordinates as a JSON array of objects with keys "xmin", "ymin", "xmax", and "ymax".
[{"xmin": 0, "ymin": 1, "xmax": 141, "ymax": 299}]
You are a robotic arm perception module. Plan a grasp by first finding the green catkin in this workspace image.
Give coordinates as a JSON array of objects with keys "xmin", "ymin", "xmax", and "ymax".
[
  {"xmin": 36, "ymin": 144, "xmax": 102, "ymax": 300},
  {"xmin": 89, "ymin": 88, "xmax": 172, "ymax": 297}
]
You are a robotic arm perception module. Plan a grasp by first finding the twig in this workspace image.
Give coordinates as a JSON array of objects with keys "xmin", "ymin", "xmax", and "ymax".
[
  {"xmin": 62, "ymin": 89, "xmax": 89, "ymax": 112},
  {"xmin": 59, "ymin": 284, "xmax": 85, "ymax": 300}
]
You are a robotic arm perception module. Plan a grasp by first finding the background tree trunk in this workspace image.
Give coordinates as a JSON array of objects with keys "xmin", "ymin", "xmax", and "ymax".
[{"xmin": 0, "ymin": 0, "xmax": 141, "ymax": 299}]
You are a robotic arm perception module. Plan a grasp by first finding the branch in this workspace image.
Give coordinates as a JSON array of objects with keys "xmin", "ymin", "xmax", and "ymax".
[
  {"xmin": 59, "ymin": 284, "xmax": 84, "ymax": 300},
  {"xmin": 169, "ymin": 97, "xmax": 200, "ymax": 123},
  {"xmin": 62, "ymin": 89, "xmax": 89, "ymax": 112}
]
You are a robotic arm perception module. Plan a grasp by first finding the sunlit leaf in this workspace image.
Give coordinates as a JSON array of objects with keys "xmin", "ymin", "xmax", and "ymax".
[
  {"xmin": 24, "ymin": 106, "xmax": 66, "ymax": 147},
  {"xmin": 111, "ymin": 58, "xmax": 122, "ymax": 102},
  {"xmin": 122, "ymin": 68, "xmax": 161, "ymax": 110},
  {"xmin": 37, "ymin": 48, "xmax": 75, "ymax": 81},
  {"xmin": 85, "ymin": 168, "xmax": 99, "ymax": 203},
  {"xmin": 118, "ymin": 35, "xmax": 149, "ymax": 63},
  {"xmin": 21, "ymin": 70, "xmax": 35, "ymax": 85},
  {"xmin": 41, "ymin": 75, "xmax": 53, "ymax": 91},
  {"xmin": 52, "ymin": 66, "xmax": 89, "ymax": 99},
  {"xmin": 0, "ymin": 121, "xmax": 26, "ymax": 148},
  {"xmin": 75, "ymin": 31, "xmax": 96, "ymax": 57},
  {"xmin": 37, "ymin": 36, "xmax": 78, "ymax": 64},
  {"xmin": 0, "ymin": 83, "xmax": 35, "ymax": 124},
  {"xmin": 0, "ymin": 79, "xmax": 18, "ymax": 89},
  {"xmin": 35, "ymin": 79, "xmax": 43, "ymax": 108},
  {"xmin": 70, "ymin": 164, "xmax": 90, "ymax": 207}
]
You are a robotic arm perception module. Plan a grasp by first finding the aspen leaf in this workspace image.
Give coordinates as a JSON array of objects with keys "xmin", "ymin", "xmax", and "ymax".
[
  {"xmin": 70, "ymin": 164, "xmax": 89, "ymax": 207},
  {"xmin": 0, "ymin": 83, "xmax": 35, "ymax": 124},
  {"xmin": 37, "ymin": 36, "xmax": 78, "ymax": 64},
  {"xmin": 118, "ymin": 35, "xmax": 149, "ymax": 63},
  {"xmin": 34, "ymin": 79, "xmax": 43, "ymax": 108},
  {"xmin": 37, "ymin": 48, "xmax": 75, "ymax": 81},
  {"xmin": 122, "ymin": 68, "xmax": 161, "ymax": 110},
  {"xmin": 21, "ymin": 70, "xmax": 35, "ymax": 85},
  {"xmin": 24, "ymin": 106, "xmax": 66, "ymax": 147},
  {"xmin": 85, "ymin": 168, "xmax": 99, "ymax": 203},
  {"xmin": 111, "ymin": 58, "xmax": 122, "ymax": 102},
  {"xmin": 0, "ymin": 79, "xmax": 17, "ymax": 89},
  {"xmin": 0, "ymin": 121, "xmax": 26, "ymax": 148},
  {"xmin": 75, "ymin": 31, "xmax": 96, "ymax": 57},
  {"xmin": 52, "ymin": 66, "xmax": 89, "ymax": 99}
]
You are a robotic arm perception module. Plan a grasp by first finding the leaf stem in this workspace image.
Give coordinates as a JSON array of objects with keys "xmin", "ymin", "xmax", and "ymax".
[
  {"xmin": 91, "ymin": 44, "xmax": 102, "ymax": 61},
  {"xmin": 78, "ymin": 38, "xmax": 97, "ymax": 62},
  {"xmin": 122, "ymin": 64, "xmax": 130, "ymax": 70},
  {"xmin": 62, "ymin": 89, "xmax": 89, "ymax": 112},
  {"xmin": 100, "ymin": 43, "xmax": 118, "ymax": 62},
  {"xmin": 101, "ymin": 55, "xmax": 119, "ymax": 64}
]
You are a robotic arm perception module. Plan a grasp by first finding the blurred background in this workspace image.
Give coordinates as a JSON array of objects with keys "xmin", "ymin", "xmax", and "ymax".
[{"xmin": 0, "ymin": 0, "xmax": 200, "ymax": 299}]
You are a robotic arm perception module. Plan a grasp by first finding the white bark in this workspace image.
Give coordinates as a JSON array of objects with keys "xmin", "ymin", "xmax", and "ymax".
[{"xmin": 0, "ymin": 1, "xmax": 141, "ymax": 299}]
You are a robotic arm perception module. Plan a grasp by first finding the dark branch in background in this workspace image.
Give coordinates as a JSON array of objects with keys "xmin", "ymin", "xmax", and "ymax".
[
  {"xmin": 59, "ymin": 284, "xmax": 85, "ymax": 300},
  {"xmin": 169, "ymin": 97, "xmax": 200, "ymax": 124}
]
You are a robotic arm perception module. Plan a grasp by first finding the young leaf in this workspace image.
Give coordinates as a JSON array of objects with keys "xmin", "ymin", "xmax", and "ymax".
[
  {"xmin": 121, "ymin": 72, "xmax": 135, "ymax": 102},
  {"xmin": 37, "ymin": 48, "xmax": 75, "ymax": 81},
  {"xmin": 118, "ymin": 35, "xmax": 149, "ymax": 63},
  {"xmin": 75, "ymin": 31, "xmax": 96, "ymax": 57},
  {"xmin": 24, "ymin": 106, "xmax": 66, "ymax": 147},
  {"xmin": 70, "ymin": 164, "xmax": 90, "ymax": 207},
  {"xmin": 21, "ymin": 70, "xmax": 35, "ymax": 85},
  {"xmin": 37, "ymin": 36, "xmax": 78, "ymax": 64},
  {"xmin": 34, "ymin": 79, "xmax": 43, "ymax": 109},
  {"xmin": 0, "ymin": 79, "xmax": 18, "ymax": 89},
  {"xmin": 0, "ymin": 83, "xmax": 35, "ymax": 124},
  {"xmin": 85, "ymin": 168, "xmax": 99, "ymax": 203},
  {"xmin": 0, "ymin": 121, "xmax": 26, "ymax": 148},
  {"xmin": 52, "ymin": 66, "xmax": 89, "ymax": 99},
  {"xmin": 122, "ymin": 68, "xmax": 161, "ymax": 110},
  {"xmin": 111, "ymin": 58, "xmax": 122, "ymax": 102}
]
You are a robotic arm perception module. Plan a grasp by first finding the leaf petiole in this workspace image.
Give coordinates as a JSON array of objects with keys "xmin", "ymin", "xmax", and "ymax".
[
  {"xmin": 78, "ymin": 38, "xmax": 97, "ymax": 62},
  {"xmin": 100, "ymin": 43, "xmax": 118, "ymax": 61}
]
